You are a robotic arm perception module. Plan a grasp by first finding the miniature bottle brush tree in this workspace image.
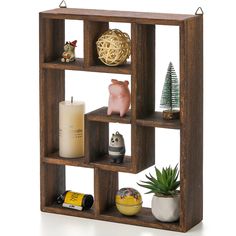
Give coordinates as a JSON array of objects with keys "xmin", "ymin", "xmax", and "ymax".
[{"xmin": 160, "ymin": 62, "xmax": 180, "ymax": 120}]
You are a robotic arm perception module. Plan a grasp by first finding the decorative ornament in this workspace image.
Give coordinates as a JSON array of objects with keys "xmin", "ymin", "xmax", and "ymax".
[
  {"xmin": 61, "ymin": 40, "xmax": 77, "ymax": 62},
  {"xmin": 160, "ymin": 62, "xmax": 180, "ymax": 120},
  {"xmin": 107, "ymin": 79, "xmax": 130, "ymax": 117},
  {"xmin": 137, "ymin": 165, "xmax": 180, "ymax": 222},
  {"xmin": 108, "ymin": 131, "xmax": 125, "ymax": 164},
  {"xmin": 96, "ymin": 29, "xmax": 131, "ymax": 66},
  {"xmin": 57, "ymin": 191, "xmax": 94, "ymax": 211},
  {"xmin": 115, "ymin": 188, "xmax": 142, "ymax": 216}
]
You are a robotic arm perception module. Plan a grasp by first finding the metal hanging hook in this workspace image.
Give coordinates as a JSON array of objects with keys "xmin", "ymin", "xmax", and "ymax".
[
  {"xmin": 195, "ymin": 7, "xmax": 204, "ymax": 15},
  {"xmin": 59, "ymin": 0, "xmax": 67, "ymax": 8}
]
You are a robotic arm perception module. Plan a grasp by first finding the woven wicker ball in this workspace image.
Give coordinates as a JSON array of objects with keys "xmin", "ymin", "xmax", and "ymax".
[{"xmin": 96, "ymin": 29, "xmax": 131, "ymax": 66}]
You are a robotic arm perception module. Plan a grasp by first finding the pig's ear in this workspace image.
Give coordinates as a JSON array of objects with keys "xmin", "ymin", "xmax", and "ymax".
[
  {"xmin": 124, "ymin": 80, "xmax": 129, "ymax": 86},
  {"xmin": 111, "ymin": 79, "xmax": 118, "ymax": 84}
]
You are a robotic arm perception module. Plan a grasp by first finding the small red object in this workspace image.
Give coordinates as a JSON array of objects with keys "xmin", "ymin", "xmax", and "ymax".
[{"xmin": 70, "ymin": 40, "xmax": 77, "ymax": 47}]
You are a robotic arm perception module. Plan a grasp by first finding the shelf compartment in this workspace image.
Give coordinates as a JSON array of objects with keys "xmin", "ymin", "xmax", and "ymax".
[
  {"xmin": 86, "ymin": 107, "xmax": 131, "ymax": 124},
  {"xmin": 91, "ymin": 154, "xmax": 132, "ymax": 173},
  {"xmin": 42, "ymin": 58, "xmax": 131, "ymax": 74},
  {"xmin": 85, "ymin": 117, "xmax": 133, "ymax": 173},
  {"xmin": 43, "ymin": 151, "xmax": 92, "ymax": 168},
  {"xmin": 43, "ymin": 203, "xmax": 95, "ymax": 219},
  {"xmin": 99, "ymin": 206, "xmax": 180, "ymax": 231},
  {"xmin": 84, "ymin": 20, "xmax": 131, "ymax": 73},
  {"xmin": 136, "ymin": 112, "xmax": 180, "ymax": 129}
]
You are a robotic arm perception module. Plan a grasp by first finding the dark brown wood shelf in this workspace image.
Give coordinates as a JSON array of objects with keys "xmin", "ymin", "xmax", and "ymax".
[
  {"xmin": 89, "ymin": 63, "xmax": 131, "ymax": 75},
  {"xmin": 42, "ymin": 58, "xmax": 84, "ymax": 70},
  {"xmin": 136, "ymin": 112, "xmax": 180, "ymax": 129},
  {"xmin": 40, "ymin": 8, "xmax": 196, "ymax": 26},
  {"xmin": 99, "ymin": 206, "xmax": 180, "ymax": 231},
  {"xmin": 43, "ymin": 203, "xmax": 95, "ymax": 219},
  {"xmin": 43, "ymin": 152, "xmax": 92, "ymax": 168},
  {"xmin": 42, "ymin": 58, "xmax": 131, "ymax": 74},
  {"xmin": 40, "ymin": 7, "xmax": 203, "ymax": 232},
  {"xmin": 86, "ymin": 107, "xmax": 131, "ymax": 124},
  {"xmin": 90, "ymin": 155, "xmax": 132, "ymax": 173}
]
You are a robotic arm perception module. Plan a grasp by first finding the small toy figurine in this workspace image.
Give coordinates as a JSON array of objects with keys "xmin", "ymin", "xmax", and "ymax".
[
  {"xmin": 115, "ymin": 188, "xmax": 142, "ymax": 216},
  {"xmin": 108, "ymin": 131, "xmax": 125, "ymax": 164},
  {"xmin": 107, "ymin": 79, "xmax": 130, "ymax": 117},
  {"xmin": 61, "ymin": 40, "xmax": 77, "ymax": 62}
]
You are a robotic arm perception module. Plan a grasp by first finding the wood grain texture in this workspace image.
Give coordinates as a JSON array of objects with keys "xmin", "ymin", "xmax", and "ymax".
[
  {"xmin": 132, "ymin": 125, "xmax": 155, "ymax": 173},
  {"xmin": 84, "ymin": 21, "xmax": 109, "ymax": 67},
  {"xmin": 91, "ymin": 155, "xmax": 132, "ymax": 173},
  {"xmin": 85, "ymin": 119, "xmax": 108, "ymax": 163},
  {"xmin": 131, "ymin": 23, "xmax": 155, "ymax": 119},
  {"xmin": 40, "ymin": 8, "xmax": 195, "ymax": 25},
  {"xmin": 42, "ymin": 59, "xmax": 131, "ymax": 74},
  {"xmin": 94, "ymin": 169, "xmax": 118, "ymax": 216},
  {"xmin": 136, "ymin": 112, "xmax": 180, "ymax": 129},
  {"xmin": 43, "ymin": 151, "xmax": 92, "ymax": 168},
  {"xmin": 131, "ymin": 23, "xmax": 155, "ymax": 173},
  {"xmin": 179, "ymin": 16, "xmax": 203, "ymax": 232},
  {"xmin": 40, "ymin": 17, "xmax": 65, "ymax": 63},
  {"xmin": 43, "ymin": 204, "xmax": 95, "ymax": 218},
  {"xmin": 86, "ymin": 107, "xmax": 131, "ymax": 124},
  {"xmin": 99, "ymin": 206, "xmax": 180, "ymax": 231},
  {"xmin": 40, "ymin": 15, "xmax": 66, "ymax": 209}
]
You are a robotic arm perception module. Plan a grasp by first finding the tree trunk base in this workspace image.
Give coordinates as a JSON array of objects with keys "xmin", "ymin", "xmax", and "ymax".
[{"xmin": 162, "ymin": 110, "xmax": 180, "ymax": 120}]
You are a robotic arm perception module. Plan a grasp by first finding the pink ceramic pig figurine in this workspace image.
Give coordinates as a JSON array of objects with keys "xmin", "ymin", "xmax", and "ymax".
[{"xmin": 107, "ymin": 79, "xmax": 131, "ymax": 117}]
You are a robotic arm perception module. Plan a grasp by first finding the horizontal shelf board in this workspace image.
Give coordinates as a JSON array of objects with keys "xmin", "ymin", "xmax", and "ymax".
[
  {"xmin": 42, "ymin": 58, "xmax": 131, "ymax": 74},
  {"xmin": 42, "ymin": 58, "xmax": 84, "ymax": 70},
  {"xmin": 43, "ymin": 204, "xmax": 181, "ymax": 231},
  {"xmin": 40, "ymin": 8, "xmax": 197, "ymax": 25},
  {"xmin": 44, "ymin": 152, "xmax": 92, "ymax": 168},
  {"xmin": 86, "ymin": 107, "xmax": 131, "ymax": 124},
  {"xmin": 91, "ymin": 154, "xmax": 132, "ymax": 173},
  {"xmin": 136, "ymin": 112, "xmax": 180, "ymax": 129},
  {"xmin": 89, "ymin": 63, "xmax": 131, "ymax": 74},
  {"xmin": 43, "ymin": 203, "xmax": 95, "ymax": 219},
  {"xmin": 100, "ymin": 206, "xmax": 180, "ymax": 231}
]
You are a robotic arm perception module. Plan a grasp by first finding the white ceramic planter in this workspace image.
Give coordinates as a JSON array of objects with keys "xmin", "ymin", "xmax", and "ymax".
[{"xmin": 151, "ymin": 194, "xmax": 180, "ymax": 222}]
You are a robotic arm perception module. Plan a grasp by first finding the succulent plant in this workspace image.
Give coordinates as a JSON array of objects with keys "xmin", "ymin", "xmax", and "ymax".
[{"xmin": 137, "ymin": 165, "xmax": 180, "ymax": 196}]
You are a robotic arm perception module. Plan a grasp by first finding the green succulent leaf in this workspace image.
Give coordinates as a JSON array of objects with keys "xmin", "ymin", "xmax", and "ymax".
[{"xmin": 138, "ymin": 164, "xmax": 180, "ymax": 196}]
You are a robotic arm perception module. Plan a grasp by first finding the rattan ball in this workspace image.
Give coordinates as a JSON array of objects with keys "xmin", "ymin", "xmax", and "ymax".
[{"xmin": 96, "ymin": 29, "xmax": 131, "ymax": 66}]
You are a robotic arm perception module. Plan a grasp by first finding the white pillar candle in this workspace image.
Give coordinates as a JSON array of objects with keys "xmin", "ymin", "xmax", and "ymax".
[{"xmin": 59, "ymin": 99, "xmax": 85, "ymax": 158}]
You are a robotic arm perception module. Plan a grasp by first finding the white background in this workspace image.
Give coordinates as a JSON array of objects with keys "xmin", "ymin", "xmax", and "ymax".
[{"xmin": 0, "ymin": 0, "xmax": 235, "ymax": 235}]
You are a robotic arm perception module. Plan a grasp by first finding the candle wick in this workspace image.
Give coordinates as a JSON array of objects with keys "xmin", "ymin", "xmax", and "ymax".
[{"xmin": 71, "ymin": 96, "xmax": 73, "ymax": 104}]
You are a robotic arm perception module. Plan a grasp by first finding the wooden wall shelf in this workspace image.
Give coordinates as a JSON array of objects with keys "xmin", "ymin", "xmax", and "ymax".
[{"xmin": 40, "ymin": 8, "xmax": 203, "ymax": 232}]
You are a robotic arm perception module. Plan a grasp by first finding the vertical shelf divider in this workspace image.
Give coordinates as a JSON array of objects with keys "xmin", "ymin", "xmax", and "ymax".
[
  {"xmin": 131, "ymin": 23, "xmax": 156, "ymax": 172},
  {"xmin": 179, "ymin": 16, "xmax": 203, "ymax": 231},
  {"xmin": 39, "ymin": 15, "xmax": 66, "ymax": 209},
  {"xmin": 94, "ymin": 168, "xmax": 118, "ymax": 216},
  {"xmin": 85, "ymin": 118, "xmax": 109, "ymax": 163},
  {"xmin": 84, "ymin": 20, "xmax": 109, "ymax": 67}
]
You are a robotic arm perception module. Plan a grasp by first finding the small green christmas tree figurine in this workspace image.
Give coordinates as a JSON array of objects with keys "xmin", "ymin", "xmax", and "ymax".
[{"xmin": 160, "ymin": 62, "xmax": 180, "ymax": 120}]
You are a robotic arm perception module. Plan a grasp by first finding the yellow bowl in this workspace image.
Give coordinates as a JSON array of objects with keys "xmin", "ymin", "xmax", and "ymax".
[{"xmin": 116, "ymin": 202, "xmax": 142, "ymax": 216}]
